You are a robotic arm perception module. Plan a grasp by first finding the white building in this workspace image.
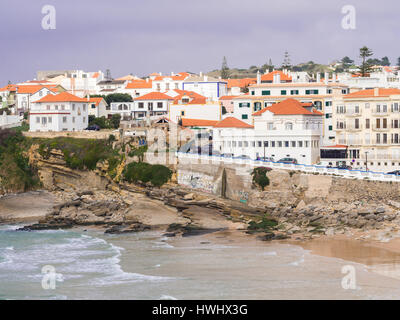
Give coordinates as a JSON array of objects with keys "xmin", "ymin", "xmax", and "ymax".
[
  {"xmin": 15, "ymin": 85, "xmax": 60, "ymax": 112},
  {"xmin": 213, "ymin": 99, "xmax": 323, "ymax": 164},
  {"xmin": 29, "ymin": 92, "xmax": 89, "ymax": 132},
  {"xmin": 182, "ymin": 74, "xmax": 227, "ymax": 101},
  {"xmin": 88, "ymin": 97, "xmax": 109, "ymax": 118},
  {"xmin": 110, "ymin": 92, "xmax": 174, "ymax": 120},
  {"xmin": 123, "ymin": 79, "xmax": 153, "ymax": 98},
  {"xmin": 151, "ymin": 72, "xmax": 189, "ymax": 92}
]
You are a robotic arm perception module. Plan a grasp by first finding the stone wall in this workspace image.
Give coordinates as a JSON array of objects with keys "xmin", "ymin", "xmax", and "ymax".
[{"xmin": 177, "ymin": 158, "xmax": 400, "ymax": 208}]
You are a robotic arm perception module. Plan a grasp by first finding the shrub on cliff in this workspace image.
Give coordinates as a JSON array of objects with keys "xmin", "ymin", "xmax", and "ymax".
[
  {"xmin": 123, "ymin": 162, "xmax": 172, "ymax": 187},
  {"xmin": 36, "ymin": 137, "xmax": 121, "ymax": 171},
  {"xmin": 0, "ymin": 129, "xmax": 40, "ymax": 191},
  {"xmin": 251, "ymin": 167, "xmax": 271, "ymax": 191}
]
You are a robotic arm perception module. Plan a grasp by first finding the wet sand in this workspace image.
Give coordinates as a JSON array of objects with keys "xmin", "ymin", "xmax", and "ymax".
[{"xmin": 0, "ymin": 191, "xmax": 55, "ymax": 223}]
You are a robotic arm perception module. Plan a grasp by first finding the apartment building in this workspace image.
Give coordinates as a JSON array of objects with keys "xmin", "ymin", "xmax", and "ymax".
[
  {"xmin": 324, "ymin": 88, "xmax": 400, "ymax": 171},
  {"xmin": 151, "ymin": 72, "xmax": 189, "ymax": 92},
  {"xmin": 213, "ymin": 99, "xmax": 323, "ymax": 164},
  {"xmin": 232, "ymin": 74, "xmax": 348, "ymax": 145},
  {"xmin": 182, "ymin": 74, "xmax": 227, "ymax": 101},
  {"xmin": 29, "ymin": 92, "xmax": 89, "ymax": 132}
]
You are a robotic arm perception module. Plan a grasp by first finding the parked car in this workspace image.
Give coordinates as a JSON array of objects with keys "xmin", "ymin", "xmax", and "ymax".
[
  {"xmin": 277, "ymin": 157, "xmax": 298, "ymax": 164},
  {"xmin": 234, "ymin": 155, "xmax": 252, "ymax": 160},
  {"xmin": 256, "ymin": 156, "xmax": 274, "ymax": 162},
  {"xmin": 85, "ymin": 125, "xmax": 100, "ymax": 131},
  {"xmin": 221, "ymin": 153, "xmax": 234, "ymax": 158},
  {"xmin": 387, "ymin": 170, "xmax": 400, "ymax": 175},
  {"xmin": 335, "ymin": 164, "xmax": 352, "ymax": 170}
]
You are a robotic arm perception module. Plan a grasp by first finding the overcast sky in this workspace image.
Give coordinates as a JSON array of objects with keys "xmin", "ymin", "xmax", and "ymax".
[{"xmin": 0, "ymin": 0, "xmax": 399, "ymax": 84}]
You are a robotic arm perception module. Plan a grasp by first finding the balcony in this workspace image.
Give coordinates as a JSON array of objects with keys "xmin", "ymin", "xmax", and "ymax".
[
  {"xmin": 372, "ymin": 125, "xmax": 390, "ymax": 131},
  {"xmin": 346, "ymin": 124, "xmax": 363, "ymax": 131},
  {"xmin": 346, "ymin": 110, "xmax": 362, "ymax": 117},
  {"xmin": 372, "ymin": 110, "xmax": 389, "ymax": 116}
]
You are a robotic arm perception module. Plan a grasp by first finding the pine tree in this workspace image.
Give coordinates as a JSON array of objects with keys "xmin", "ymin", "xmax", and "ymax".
[
  {"xmin": 221, "ymin": 56, "xmax": 229, "ymax": 79},
  {"xmin": 359, "ymin": 46, "xmax": 373, "ymax": 76},
  {"xmin": 281, "ymin": 51, "xmax": 291, "ymax": 70}
]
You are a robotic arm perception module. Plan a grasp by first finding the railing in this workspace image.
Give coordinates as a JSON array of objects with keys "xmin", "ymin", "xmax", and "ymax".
[{"xmin": 176, "ymin": 152, "xmax": 400, "ymax": 183}]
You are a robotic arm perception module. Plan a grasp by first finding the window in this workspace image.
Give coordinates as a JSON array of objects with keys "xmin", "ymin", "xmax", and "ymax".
[
  {"xmin": 62, "ymin": 116, "xmax": 67, "ymax": 123},
  {"xmin": 181, "ymin": 111, "xmax": 185, "ymax": 116},
  {"xmin": 55, "ymin": 105, "xmax": 59, "ymax": 110},
  {"xmin": 91, "ymin": 104, "xmax": 96, "ymax": 109},
  {"xmin": 281, "ymin": 90, "xmax": 287, "ymax": 95},
  {"xmin": 261, "ymin": 90, "xmax": 270, "ymax": 96},
  {"xmin": 41, "ymin": 117, "xmax": 47, "ymax": 125},
  {"xmin": 306, "ymin": 89, "xmax": 319, "ymax": 95},
  {"xmin": 239, "ymin": 103, "xmax": 250, "ymax": 108},
  {"xmin": 325, "ymin": 101, "xmax": 332, "ymax": 106},
  {"xmin": 242, "ymin": 114, "xmax": 248, "ymax": 120},
  {"xmin": 298, "ymin": 141, "xmax": 303, "ymax": 147},
  {"xmin": 285, "ymin": 122, "xmax": 293, "ymax": 130},
  {"xmin": 138, "ymin": 102, "xmax": 144, "ymax": 109},
  {"xmin": 366, "ymin": 119, "xmax": 370, "ymax": 129},
  {"xmin": 285, "ymin": 141, "xmax": 289, "ymax": 147},
  {"xmin": 157, "ymin": 102, "xmax": 163, "ymax": 108},
  {"xmin": 291, "ymin": 141, "xmax": 296, "ymax": 147},
  {"xmin": 290, "ymin": 90, "xmax": 299, "ymax": 95},
  {"xmin": 83, "ymin": 104, "xmax": 86, "ymax": 112},
  {"xmin": 48, "ymin": 117, "xmax": 52, "ymax": 123},
  {"xmin": 251, "ymin": 91, "xmax": 255, "ymax": 95},
  {"xmin": 267, "ymin": 122, "xmax": 274, "ymax": 130},
  {"xmin": 72, "ymin": 104, "xmax": 75, "ymax": 111},
  {"xmin": 329, "ymin": 125, "xmax": 333, "ymax": 131},
  {"xmin": 83, "ymin": 117, "xmax": 86, "ymax": 123}
]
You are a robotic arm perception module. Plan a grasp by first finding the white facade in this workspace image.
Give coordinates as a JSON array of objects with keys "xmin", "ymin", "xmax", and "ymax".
[
  {"xmin": 16, "ymin": 87, "xmax": 57, "ymax": 111},
  {"xmin": 110, "ymin": 99, "xmax": 171, "ymax": 120},
  {"xmin": 213, "ymin": 102, "xmax": 323, "ymax": 164},
  {"xmin": 88, "ymin": 98, "xmax": 109, "ymax": 118},
  {"xmin": 29, "ymin": 95, "xmax": 89, "ymax": 132},
  {"xmin": 183, "ymin": 75, "xmax": 227, "ymax": 101},
  {"xmin": 169, "ymin": 103, "xmax": 221, "ymax": 123}
]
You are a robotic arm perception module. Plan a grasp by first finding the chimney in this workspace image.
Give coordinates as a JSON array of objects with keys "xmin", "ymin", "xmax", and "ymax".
[
  {"xmin": 171, "ymin": 71, "xmax": 174, "ymax": 76},
  {"xmin": 333, "ymin": 73, "xmax": 337, "ymax": 82},
  {"xmin": 374, "ymin": 88, "xmax": 379, "ymax": 96},
  {"xmin": 146, "ymin": 78, "xmax": 149, "ymax": 82},
  {"xmin": 324, "ymin": 72, "xmax": 329, "ymax": 85},
  {"xmin": 316, "ymin": 73, "xmax": 321, "ymax": 83},
  {"xmin": 276, "ymin": 73, "xmax": 281, "ymax": 83},
  {"xmin": 257, "ymin": 70, "xmax": 261, "ymax": 85},
  {"xmin": 199, "ymin": 71, "xmax": 203, "ymax": 77}
]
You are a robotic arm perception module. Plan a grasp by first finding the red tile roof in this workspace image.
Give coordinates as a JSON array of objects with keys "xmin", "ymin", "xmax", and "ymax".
[
  {"xmin": 126, "ymin": 79, "xmax": 153, "ymax": 89},
  {"xmin": 344, "ymin": 88, "xmax": 400, "ymax": 98},
  {"xmin": 153, "ymin": 72, "xmax": 189, "ymax": 81},
  {"xmin": 219, "ymin": 95, "xmax": 237, "ymax": 100},
  {"xmin": 225, "ymin": 78, "xmax": 256, "ymax": 89},
  {"xmin": 16, "ymin": 85, "xmax": 57, "ymax": 94},
  {"xmin": 0, "ymin": 84, "xmax": 17, "ymax": 92},
  {"xmin": 214, "ymin": 117, "xmax": 254, "ymax": 128},
  {"xmin": 181, "ymin": 119, "xmax": 219, "ymax": 127},
  {"xmin": 253, "ymin": 98, "xmax": 323, "ymax": 116},
  {"xmin": 35, "ymin": 91, "xmax": 88, "ymax": 103},
  {"xmin": 322, "ymin": 144, "xmax": 348, "ymax": 149},
  {"xmin": 172, "ymin": 89, "xmax": 206, "ymax": 104},
  {"xmin": 89, "ymin": 97, "xmax": 105, "ymax": 106},
  {"xmin": 133, "ymin": 92, "xmax": 173, "ymax": 101},
  {"xmin": 261, "ymin": 70, "xmax": 292, "ymax": 82}
]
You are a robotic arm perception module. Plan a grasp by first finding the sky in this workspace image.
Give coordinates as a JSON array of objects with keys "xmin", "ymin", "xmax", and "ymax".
[{"xmin": 0, "ymin": 0, "xmax": 399, "ymax": 84}]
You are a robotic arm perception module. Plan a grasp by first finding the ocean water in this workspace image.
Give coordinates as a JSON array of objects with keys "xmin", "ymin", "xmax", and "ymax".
[{"xmin": 2, "ymin": 224, "xmax": 400, "ymax": 300}]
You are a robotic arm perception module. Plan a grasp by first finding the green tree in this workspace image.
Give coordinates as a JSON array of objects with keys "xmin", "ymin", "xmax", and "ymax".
[
  {"xmin": 341, "ymin": 56, "xmax": 354, "ymax": 70},
  {"xmin": 251, "ymin": 167, "xmax": 271, "ymax": 191},
  {"xmin": 104, "ymin": 93, "xmax": 132, "ymax": 105},
  {"xmin": 110, "ymin": 114, "xmax": 121, "ymax": 129},
  {"xmin": 359, "ymin": 46, "xmax": 373, "ymax": 76},
  {"xmin": 221, "ymin": 56, "xmax": 230, "ymax": 79},
  {"xmin": 381, "ymin": 56, "xmax": 390, "ymax": 66}
]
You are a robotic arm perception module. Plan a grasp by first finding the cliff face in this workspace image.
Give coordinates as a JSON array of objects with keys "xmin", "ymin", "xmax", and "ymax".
[{"xmin": 27, "ymin": 144, "xmax": 112, "ymax": 192}]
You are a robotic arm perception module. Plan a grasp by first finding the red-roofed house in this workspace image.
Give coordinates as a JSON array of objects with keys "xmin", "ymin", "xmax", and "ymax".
[
  {"xmin": 88, "ymin": 97, "xmax": 109, "ymax": 118},
  {"xmin": 15, "ymin": 85, "xmax": 62, "ymax": 113},
  {"xmin": 30, "ymin": 92, "xmax": 89, "ymax": 132},
  {"xmin": 124, "ymin": 78, "xmax": 153, "ymax": 98},
  {"xmin": 213, "ymin": 99, "xmax": 323, "ymax": 164}
]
